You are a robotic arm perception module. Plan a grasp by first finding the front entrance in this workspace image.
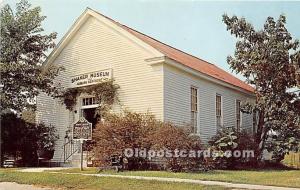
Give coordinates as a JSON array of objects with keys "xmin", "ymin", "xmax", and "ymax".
[
  {"xmin": 82, "ymin": 108, "xmax": 99, "ymax": 129},
  {"xmin": 80, "ymin": 98, "xmax": 100, "ymax": 152},
  {"xmin": 80, "ymin": 97, "xmax": 100, "ymax": 129}
]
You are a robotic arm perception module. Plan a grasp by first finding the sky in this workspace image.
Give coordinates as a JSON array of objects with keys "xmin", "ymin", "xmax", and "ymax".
[{"xmin": 4, "ymin": 0, "xmax": 300, "ymax": 79}]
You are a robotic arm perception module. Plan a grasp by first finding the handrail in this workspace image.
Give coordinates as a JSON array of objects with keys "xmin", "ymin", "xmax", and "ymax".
[{"xmin": 63, "ymin": 139, "xmax": 79, "ymax": 163}]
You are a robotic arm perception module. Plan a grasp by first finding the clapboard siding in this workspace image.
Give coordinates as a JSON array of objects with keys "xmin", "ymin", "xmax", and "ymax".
[
  {"xmin": 55, "ymin": 16, "xmax": 164, "ymax": 118},
  {"xmin": 36, "ymin": 16, "xmax": 164, "ymax": 162},
  {"xmin": 36, "ymin": 93, "xmax": 69, "ymax": 161},
  {"xmin": 163, "ymin": 64, "xmax": 254, "ymax": 142}
]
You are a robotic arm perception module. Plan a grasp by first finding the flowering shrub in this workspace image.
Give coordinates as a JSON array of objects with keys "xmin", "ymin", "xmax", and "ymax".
[
  {"xmin": 92, "ymin": 111, "xmax": 158, "ymax": 169},
  {"xmin": 151, "ymin": 123, "xmax": 203, "ymax": 172},
  {"xmin": 91, "ymin": 111, "xmax": 204, "ymax": 171}
]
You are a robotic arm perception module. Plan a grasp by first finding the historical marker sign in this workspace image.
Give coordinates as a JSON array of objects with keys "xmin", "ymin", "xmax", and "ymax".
[{"xmin": 72, "ymin": 117, "xmax": 92, "ymax": 141}]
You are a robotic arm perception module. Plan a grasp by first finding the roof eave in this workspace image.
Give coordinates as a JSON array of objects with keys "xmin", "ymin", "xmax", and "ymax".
[
  {"xmin": 42, "ymin": 8, "xmax": 163, "ymax": 72},
  {"xmin": 163, "ymin": 57, "xmax": 255, "ymax": 96}
]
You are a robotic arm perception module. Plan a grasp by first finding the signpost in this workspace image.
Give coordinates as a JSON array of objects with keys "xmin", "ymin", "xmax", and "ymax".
[{"xmin": 72, "ymin": 117, "xmax": 92, "ymax": 171}]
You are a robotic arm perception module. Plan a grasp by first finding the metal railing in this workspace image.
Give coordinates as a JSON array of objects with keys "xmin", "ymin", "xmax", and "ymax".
[{"xmin": 63, "ymin": 139, "xmax": 80, "ymax": 163}]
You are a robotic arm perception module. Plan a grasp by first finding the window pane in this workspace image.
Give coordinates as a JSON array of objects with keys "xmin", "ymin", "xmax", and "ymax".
[
  {"xmin": 216, "ymin": 116, "xmax": 221, "ymax": 127},
  {"xmin": 82, "ymin": 97, "xmax": 98, "ymax": 106},
  {"xmin": 191, "ymin": 111, "xmax": 197, "ymax": 133}
]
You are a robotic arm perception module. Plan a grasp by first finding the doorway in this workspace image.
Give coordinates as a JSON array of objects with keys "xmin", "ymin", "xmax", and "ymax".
[
  {"xmin": 80, "ymin": 97, "xmax": 100, "ymax": 128},
  {"xmin": 82, "ymin": 108, "xmax": 99, "ymax": 128}
]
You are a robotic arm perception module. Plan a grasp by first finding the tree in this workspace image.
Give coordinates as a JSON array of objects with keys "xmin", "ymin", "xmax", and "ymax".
[
  {"xmin": 223, "ymin": 14, "xmax": 300, "ymax": 162},
  {"xmin": 0, "ymin": 0, "xmax": 60, "ymax": 113},
  {"xmin": 21, "ymin": 108, "xmax": 36, "ymax": 124}
]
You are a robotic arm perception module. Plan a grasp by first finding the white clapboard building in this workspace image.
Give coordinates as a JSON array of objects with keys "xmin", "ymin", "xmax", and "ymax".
[{"xmin": 37, "ymin": 8, "xmax": 255, "ymax": 164}]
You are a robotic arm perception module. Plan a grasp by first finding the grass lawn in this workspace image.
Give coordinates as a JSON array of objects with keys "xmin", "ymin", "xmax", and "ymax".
[
  {"xmin": 54, "ymin": 167, "xmax": 300, "ymax": 188},
  {"xmin": 283, "ymin": 152, "xmax": 300, "ymax": 169},
  {"xmin": 0, "ymin": 169, "xmax": 227, "ymax": 190}
]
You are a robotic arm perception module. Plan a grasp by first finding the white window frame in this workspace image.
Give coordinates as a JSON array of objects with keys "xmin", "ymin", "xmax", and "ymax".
[
  {"xmin": 252, "ymin": 110, "xmax": 258, "ymax": 135},
  {"xmin": 190, "ymin": 86, "xmax": 199, "ymax": 134},
  {"xmin": 215, "ymin": 94, "xmax": 223, "ymax": 128},
  {"xmin": 80, "ymin": 96, "xmax": 99, "ymax": 117}
]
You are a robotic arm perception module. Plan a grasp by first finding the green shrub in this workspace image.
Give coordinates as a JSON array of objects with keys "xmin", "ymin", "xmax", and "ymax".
[
  {"xmin": 36, "ymin": 123, "xmax": 59, "ymax": 151},
  {"xmin": 1, "ymin": 112, "xmax": 58, "ymax": 166},
  {"xmin": 208, "ymin": 127, "xmax": 257, "ymax": 169}
]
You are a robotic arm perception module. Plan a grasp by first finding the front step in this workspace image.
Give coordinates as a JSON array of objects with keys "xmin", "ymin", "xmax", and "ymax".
[
  {"xmin": 60, "ymin": 162, "xmax": 73, "ymax": 167},
  {"xmin": 69, "ymin": 152, "xmax": 88, "ymax": 168}
]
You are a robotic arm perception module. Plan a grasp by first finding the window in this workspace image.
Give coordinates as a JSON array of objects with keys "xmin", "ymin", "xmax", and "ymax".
[
  {"xmin": 81, "ymin": 97, "xmax": 99, "ymax": 118},
  {"xmin": 82, "ymin": 97, "xmax": 97, "ymax": 106},
  {"xmin": 216, "ymin": 94, "xmax": 222, "ymax": 128},
  {"xmin": 236, "ymin": 100, "xmax": 241, "ymax": 131},
  {"xmin": 191, "ymin": 87, "xmax": 198, "ymax": 134},
  {"xmin": 252, "ymin": 110, "xmax": 257, "ymax": 134}
]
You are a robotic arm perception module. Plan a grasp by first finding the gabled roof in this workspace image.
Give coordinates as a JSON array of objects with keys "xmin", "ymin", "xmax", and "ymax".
[
  {"xmin": 45, "ymin": 8, "xmax": 254, "ymax": 94},
  {"xmin": 91, "ymin": 9, "xmax": 254, "ymax": 93}
]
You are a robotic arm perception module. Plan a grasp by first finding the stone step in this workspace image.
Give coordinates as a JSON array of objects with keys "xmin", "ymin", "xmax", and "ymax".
[
  {"xmin": 70, "ymin": 160, "xmax": 87, "ymax": 168},
  {"xmin": 71, "ymin": 153, "xmax": 88, "ymax": 161},
  {"xmin": 60, "ymin": 162, "xmax": 73, "ymax": 167},
  {"xmin": 69, "ymin": 152, "xmax": 88, "ymax": 167}
]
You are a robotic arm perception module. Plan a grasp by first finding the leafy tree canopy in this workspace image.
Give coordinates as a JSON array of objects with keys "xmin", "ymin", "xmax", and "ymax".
[
  {"xmin": 223, "ymin": 14, "xmax": 300, "ymax": 161},
  {"xmin": 0, "ymin": 0, "xmax": 61, "ymax": 113}
]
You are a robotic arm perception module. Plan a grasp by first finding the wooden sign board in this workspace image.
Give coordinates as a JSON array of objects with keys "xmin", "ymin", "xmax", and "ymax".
[
  {"xmin": 70, "ymin": 69, "xmax": 112, "ymax": 88},
  {"xmin": 72, "ymin": 117, "xmax": 92, "ymax": 141}
]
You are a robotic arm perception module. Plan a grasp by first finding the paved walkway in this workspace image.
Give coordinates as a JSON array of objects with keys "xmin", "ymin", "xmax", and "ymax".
[
  {"xmin": 0, "ymin": 182, "xmax": 52, "ymax": 190},
  {"xmin": 19, "ymin": 167, "xmax": 71, "ymax": 173},
  {"xmin": 19, "ymin": 168, "xmax": 300, "ymax": 190}
]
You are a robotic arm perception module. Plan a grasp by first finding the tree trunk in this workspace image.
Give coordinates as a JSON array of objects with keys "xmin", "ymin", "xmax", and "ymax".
[{"xmin": 255, "ymin": 110, "xmax": 267, "ymax": 164}]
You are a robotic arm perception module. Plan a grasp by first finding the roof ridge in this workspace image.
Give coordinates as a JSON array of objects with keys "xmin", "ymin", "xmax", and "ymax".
[
  {"xmin": 88, "ymin": 8, "xmax": 254, "ymax": 93},
  {"xmin": 121, "ymin": 24, "xmax": 215, "ymax": 66}
]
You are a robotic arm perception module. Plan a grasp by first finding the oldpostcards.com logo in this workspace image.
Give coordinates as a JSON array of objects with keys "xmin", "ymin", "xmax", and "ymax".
[{"xmin": 124, "ymin": 148, "xmax": 255, "ymax": 159}]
